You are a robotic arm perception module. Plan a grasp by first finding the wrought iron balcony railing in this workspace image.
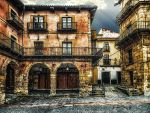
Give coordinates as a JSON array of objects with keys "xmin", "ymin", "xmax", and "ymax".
[
  {"xmin": 103, "ymin": 59, "xmax": 111, "ymax": 65},
  {"xmin": 6, "ymin": 12, "xmax": 24, "ymax": 30},
  {"xmin": 27, "ymin": 22, "xmax": 48, "ymax": 32},
  {"xmin": 57, "ymin": 22, "xmax": 77, "ymax": 32},
  {"xmin": 117, "ymin": 21, "xmax": 150, "ymax": 43},
  {"xmin": 0, "ymin": 33, "xmax": 23, "ymax": 55},
  {"xmin": 24, "ymin": 47, "xmax": 101, "ymax": 56},
  {"xmin": 103, "ymin": 46, "xmax": 110, "ymax": 52},
  {"xmin": 117, "ymin": 0, "xmax": 150, "ymax": 23}
]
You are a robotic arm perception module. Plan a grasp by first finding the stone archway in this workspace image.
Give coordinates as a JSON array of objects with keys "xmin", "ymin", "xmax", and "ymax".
[
  {"xmin": 28, "ymin": 63, "xmax": 51, "ymax": 94},
  {"xmin": 5, "ymin": 61, "xmax": 18, "ymax": 94},
  {"xmin": 56, "ymin": 63, "xmax": 79, "ymax": 93}
]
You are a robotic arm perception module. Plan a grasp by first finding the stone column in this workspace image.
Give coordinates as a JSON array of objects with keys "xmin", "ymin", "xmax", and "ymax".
[
  {"xmin": 79, "ymin": 71, "xmax": 92, "ymax": 97},
  {"xmin": 0, "ymin": 75, "xmax": 5, "ymax": 104},
  {"xmin": 50, "ymin": 72, "xmax": 56, "ymax": 96},
  {"xmin": 143, "ymin": 46, "xmax": 150, "ymax": 96},
  {"xmin": 15, "ymin": 74, "xmax": 28, "ymax": 95}
]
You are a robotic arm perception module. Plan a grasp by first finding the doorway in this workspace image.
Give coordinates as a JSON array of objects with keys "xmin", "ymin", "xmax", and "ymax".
[
  {"xmin": 57, "ymin": 63, "xmax": 79, "ymax": 93},
  {"xmin": 5, "ymin": 62, "xmax": 15, "ymax": 94},
  {"xmin": 102, "ymin": 72, "xmax": 110, "ymax": 85},
  {"xmin": 28, "ymin": 63, "xmax": 50, "ymax": 94}
]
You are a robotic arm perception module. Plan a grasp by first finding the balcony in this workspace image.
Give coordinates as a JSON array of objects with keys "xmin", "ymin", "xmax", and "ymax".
[
  {"xmin": 103, "ymin": 59, "xmax": 111, "ymax": 65},
  {"xmin": 23, "ymin": 47, "xmax": 102, "ymax": 65},
  {"xmin": 0, "ymin": 32, "xmax": 103, "ymax": 64},
  {"xmin": 103, "ymin": 47, "xmax": 110, "ymax": 52},
  {"xmin": 24, "ymin": 47, "xmax": 101, "ymax": 56},
  {"xmin": 57, "ymin": 22, "xmax": 77, "ymax": 33},
  {"xmin": 6, "ymin": 12, "xmax": 24, "ymax": 30},
  {"xmin": 117, "ymin": 21, "xmax": 150, "ymax": 46},
  {"xmin": 27, "ymin": 22, "xmax": 48, "ymax": 33},
  {"xmin": 0, "ymin": 33, "xmax": 23, "ymax": 57},
  {"xmin": 117, "ymin": 0, "xmax": 150, "ymax": 24}
]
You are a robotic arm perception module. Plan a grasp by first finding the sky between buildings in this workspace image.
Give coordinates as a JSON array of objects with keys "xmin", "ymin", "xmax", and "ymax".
[{"xmin": 21, "ymin": 0, "xmax": 120, "ymax": 33}]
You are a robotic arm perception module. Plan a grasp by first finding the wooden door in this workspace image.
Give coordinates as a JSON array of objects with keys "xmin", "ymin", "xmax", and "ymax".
[
  {"xmin": 67, "ymin": 73, "xmax": 79, "ymax": 89},
  {"xmin": 57, "ymin": 73, "xmax": 79, "ymax": 90},
  {"xmin": 57, "ymin": 74, "xmax": 67, "ymax": 89},
  {"xmin": 38, "ymin": 74, "xmax": 50, "ymax": 89}
]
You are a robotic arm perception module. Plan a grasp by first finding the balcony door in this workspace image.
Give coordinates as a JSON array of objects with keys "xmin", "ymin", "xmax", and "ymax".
[
  {"xmin": 62, "ymin": 42, "xmax": 72, "ymax": 55},
  {"xmin": 34, "ymin": 41, "xmax": 44, "ymax": 55},
  {"xmin": 33, "ymin": 16, "xmax": 44, "ymax": 29},
  {"xmin": 62, "ymin": 17, "xmax": 72, "ymax": 29},
  {"xmin": 10, "ymin": 9, "xmax": 17, "ymax": 20},
  {"xmin": 11, "ymin": 36, "xmax": 16, "ymax": 50}
]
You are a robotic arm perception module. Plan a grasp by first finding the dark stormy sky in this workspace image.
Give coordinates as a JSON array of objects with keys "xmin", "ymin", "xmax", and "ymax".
[{"xmin": 21, "ymin": 0, "xmax": 120, "ymax": 33}]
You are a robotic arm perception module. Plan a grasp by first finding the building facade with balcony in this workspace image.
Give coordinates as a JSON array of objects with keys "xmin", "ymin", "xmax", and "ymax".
[
  {"xmin": 116, "ymin": 0, "xmax": 150, "ymax": 96},
  {"xmin": 0, "ymin": 0, "xmax": 102, "ymax": 104},
  {"xmin": 92, "ymin": 28, "xmax": 121, "ymax": 85}
]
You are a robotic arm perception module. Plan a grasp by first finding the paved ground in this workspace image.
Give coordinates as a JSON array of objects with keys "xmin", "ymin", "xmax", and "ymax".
[{"xmin": 0, "ymin": 86, "xmax": 150, "ymax": 113}]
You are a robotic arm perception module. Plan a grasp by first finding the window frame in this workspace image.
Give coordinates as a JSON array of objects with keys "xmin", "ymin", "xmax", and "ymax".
[
  {"xmin": 62, "ymin": 17, "xmax": 72, "ymax": 29},
  {"xmin": 33, "ymin": 16, "xmax": 45, "ymax": 29},
  {"xmin": 34, "ymin": 41, "xmax": 44, "ymax": 55},
  {"xmin": 62, "ymin": 42, "xmax": 72, "ymax": 55}
]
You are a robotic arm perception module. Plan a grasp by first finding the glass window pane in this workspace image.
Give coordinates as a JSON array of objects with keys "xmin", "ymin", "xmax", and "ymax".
[
  {"xmin": 68, "ymin": 18, "xmax": 72, "ymax": 22},
  {"xmin": 33, "ymin": 17, "xmax": 38, "ymax": 22},
  {"xmin": 62, "ymin": 18, "xmax": 67, "ymax": 22},
  {"xmin": 39, "ymin": 17, "xmax": 44, "ymax": 22}
]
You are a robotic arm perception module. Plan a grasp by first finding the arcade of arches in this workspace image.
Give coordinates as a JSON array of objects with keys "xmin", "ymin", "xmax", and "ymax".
[{"xmin": 0, "ymin": 60, "xmax": 93, "ymax": 101}]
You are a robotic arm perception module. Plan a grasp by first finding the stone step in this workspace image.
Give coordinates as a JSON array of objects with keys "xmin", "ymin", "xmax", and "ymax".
[
  {"xmin": 5, "ymin": 94, "xmax": 17, "ymax": 104},
  {"xmin": 91, "ymin": 85, "xmax": 105, "ymax": 97}
]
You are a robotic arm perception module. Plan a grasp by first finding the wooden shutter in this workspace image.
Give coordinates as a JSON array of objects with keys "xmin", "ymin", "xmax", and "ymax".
[{"xmin": 72, "ymin": 16, "xmax": 76, "ymax": 29}]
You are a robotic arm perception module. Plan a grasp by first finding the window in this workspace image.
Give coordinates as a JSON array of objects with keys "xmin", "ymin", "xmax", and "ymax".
[
  {"xmin": 11, "ymin": 9, "xmax": 17, "ymax": 20},
  {"xmin": 128, "ymin": 49, "xmax": 133, "ymax": 64},
  {"xmin": 103, "ymin": 42, "xmax": 110, "ymax": 52},
  {"xmin": 34, "ymin": 41, "xmax": 44, "ymax": 55},
  {"xmin": 62, "ymin": 42, "xmax": 72, "ymax": 55},
  {"xmin": 33, "ymin": 16, "xmax": 44, "ymax": 29},
  {"xmin": 103, "ymin": 54, "xmax": 110, "ymax": 65},
  {"xmin": 62, "ymin": 17, "xmax": 72, "ymax": 29},
  {"xmin": 127, "ymin": 24, "xmax": 132, "ymax": 34},
  {"xmin": 10, "ymin": 35, "xmax": 16, "ymax": 50}
]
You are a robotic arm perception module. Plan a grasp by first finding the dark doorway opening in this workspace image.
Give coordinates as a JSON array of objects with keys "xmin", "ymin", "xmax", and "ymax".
[
  {"xmin": 129, "ymin": 71, "xmax": 134, "ymax": 86},
  {"xmin": 117, "ymin": 71, "xmax": 121, "ymax": 84},
  {"xmin": 57, "ymin": 63, "xmax": 79, "ymax": 93},
  {"xmin": 5, "ymin": 63, "xmax": 15, "ymax": 94},
  {"xmin": 102, "ymin": 72, "xmax": 110, "ymax": 85},
  {"xmin": 28, "ymin": 64, "xmax": 50, "ymax": 94}
]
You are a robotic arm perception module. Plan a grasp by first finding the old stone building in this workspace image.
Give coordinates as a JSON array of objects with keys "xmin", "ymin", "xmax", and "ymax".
[
  {"xmin": 0, "ymin": 0, "xmax": 102, "ymax": 104},
  {"xmin": 116, "ymin": 0, "xmax": 150, "ymax": 96},
  {"xmin": 92, "ymin": 28, "xmax": 121, "ymax": 85}
]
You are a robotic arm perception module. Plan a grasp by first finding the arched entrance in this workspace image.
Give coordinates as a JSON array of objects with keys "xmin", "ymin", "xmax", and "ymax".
[
  {"xmin": 57, "ymin": 63, "xmax": 79, "ymax": 93},
  {"xmin": 5, "ymin": 61, "xmax": 16, "ymax": 94},
  {"xmin": 28, "ymin": 63, "xmax": 50, "ymax": 94}
]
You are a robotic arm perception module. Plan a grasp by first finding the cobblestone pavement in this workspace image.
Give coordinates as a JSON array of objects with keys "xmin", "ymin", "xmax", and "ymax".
[{"xmin": 0, "ymin": 86, "xmax": 150, "ymax": 113}]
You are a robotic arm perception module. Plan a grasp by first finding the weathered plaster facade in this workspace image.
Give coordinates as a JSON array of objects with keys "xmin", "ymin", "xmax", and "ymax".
[{"xmin": 0, "ymin": 0, "xmax": 99, "ymax": 104}]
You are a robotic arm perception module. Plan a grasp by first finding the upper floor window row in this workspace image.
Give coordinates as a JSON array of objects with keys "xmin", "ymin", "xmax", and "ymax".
[{"xmin": 27, "ymin": 16, "xmax": 77, "ymax": 33}]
